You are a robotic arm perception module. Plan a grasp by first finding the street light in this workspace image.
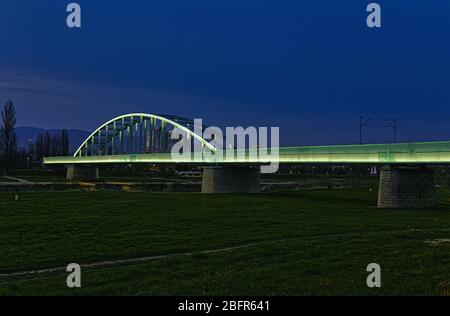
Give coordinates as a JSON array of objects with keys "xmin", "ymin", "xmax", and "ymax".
[
  {"xmin": 383, "ymin": 118, "xmax": 397, "ymax": 143},
  {"xmin": 359, "ymin": 116, "xmax": 372, "ymax": 145}
]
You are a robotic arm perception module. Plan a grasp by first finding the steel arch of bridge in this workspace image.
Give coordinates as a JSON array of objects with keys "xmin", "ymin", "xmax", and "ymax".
[{"xmin": 74, "ymin": 113, "xmax": 216, "ymax": 157}]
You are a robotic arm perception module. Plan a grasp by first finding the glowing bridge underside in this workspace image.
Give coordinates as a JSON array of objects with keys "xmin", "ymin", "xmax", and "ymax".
[
  {"xmin": 44, "ymin": 141, "xmax": 450, "ymax": 165},
  {"xmin": 43, "ymin": 113, "xmax": 450, "ymax": 165}
]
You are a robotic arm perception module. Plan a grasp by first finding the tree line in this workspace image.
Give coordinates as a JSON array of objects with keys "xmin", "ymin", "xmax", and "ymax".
[
  {"xmin": 29, "ymin": 130, "xmax": 70, "ymax": 161},
  {"xmin": 0, "ymin": 100, "xmax": 70, "ymax": 173}
]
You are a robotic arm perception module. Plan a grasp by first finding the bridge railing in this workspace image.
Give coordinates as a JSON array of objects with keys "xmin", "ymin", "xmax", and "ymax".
[{"xmin": 44, "ymin": 140, "xmax": 450, "ymax": 165}]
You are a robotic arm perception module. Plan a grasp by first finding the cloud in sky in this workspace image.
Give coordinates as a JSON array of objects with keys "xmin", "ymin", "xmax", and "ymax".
[
  {"xmin": 0, "ymin": 72, "xmax": 251, "ymax": 131},
  {"xmin": 1, "ymin": 1, "xmax": 450, "ymax": 145}
]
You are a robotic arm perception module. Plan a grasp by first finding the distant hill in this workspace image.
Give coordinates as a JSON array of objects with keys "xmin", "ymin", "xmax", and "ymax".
[{"xmin": 15, "ymin": 127, "xmax": 90, "ymax": 154}]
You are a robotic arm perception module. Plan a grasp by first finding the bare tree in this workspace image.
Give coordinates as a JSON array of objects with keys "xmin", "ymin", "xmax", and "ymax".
[
  {"xmin": 35, "ymin": 133, "xmax": 45, "ymax": 160},
  {"xmin": 0, "ymin": 100, "xmax": 17, "ymax": 173},
  {"xmin": 61, "ymin": 129, "xmax": 70, "ymax": 156},
  {"xmin": 51, "ymin": 134, "xmax": 60, "ymax": 156},
  {"xmin": 44, "ymin": 132, "xmax": 51, "ymax": 157}
]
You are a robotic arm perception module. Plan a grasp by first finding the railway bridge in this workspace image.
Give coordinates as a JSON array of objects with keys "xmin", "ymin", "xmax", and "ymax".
[{"xmin": 44, "ymin": 113, "xmax": 450, "ymax": 208}]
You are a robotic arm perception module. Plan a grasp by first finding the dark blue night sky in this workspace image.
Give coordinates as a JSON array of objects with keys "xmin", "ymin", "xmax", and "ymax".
[{"xmin": 1, "ymin": 1, "xmax": 449, "ymax": 145}]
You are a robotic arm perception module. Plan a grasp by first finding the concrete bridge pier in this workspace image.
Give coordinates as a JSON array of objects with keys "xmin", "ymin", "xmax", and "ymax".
[
  {"xmin": 378, "ymin": 165, "xmax": 436, "ymax": 208},
  {"xmin": 66, "ymin": 164, "xmax": 99, "ymax": 181},
  {"xmin": 202, "ymin": 165, "xmax": 260, "ymax": 193}
]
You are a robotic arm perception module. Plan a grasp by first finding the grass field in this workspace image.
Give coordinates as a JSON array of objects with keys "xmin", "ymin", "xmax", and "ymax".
[{"xmin": 0, "ymin": 189, "xmax": 450, "ymax": 295}]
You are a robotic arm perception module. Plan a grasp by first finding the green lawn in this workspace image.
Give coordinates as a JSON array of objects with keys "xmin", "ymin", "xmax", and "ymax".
[{"xmin": 0, "ymin": 189, "xmax": 449, "ymax": 295}]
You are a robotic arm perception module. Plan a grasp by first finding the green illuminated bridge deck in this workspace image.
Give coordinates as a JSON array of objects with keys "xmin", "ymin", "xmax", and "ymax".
[
  {"xmin": 44, "ymin": 141, "xmax": 450, "ymax": 165},
  {"xmin": 42, "ymin": 113, "xmax": 450, "ymax": 166}
]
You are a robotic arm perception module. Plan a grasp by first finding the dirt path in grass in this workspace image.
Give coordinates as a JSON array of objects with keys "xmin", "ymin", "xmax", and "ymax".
[
  {"xmin": 1, "ymin": 176, "xmax": 32, "ymax": 183},
  {"xmin": 1, "ymin": 228, "xmax": 449, "ymax": 279},
  {"xmin": 0, "ymin": 237, "xmax": 300, "ymax": 278}
]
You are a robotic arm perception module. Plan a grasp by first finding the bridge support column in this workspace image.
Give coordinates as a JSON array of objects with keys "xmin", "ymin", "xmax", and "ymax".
[
  {"xmin": 378, "ymin": 165, "xmax": 436, "ymax": 208},
  {"xmin": 202, "ymin": 166, "xmax": 260, "ymax": 193},
  {"xmin": 66, "ymin": 165, "xmax": 99, "ymax": 181}
]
